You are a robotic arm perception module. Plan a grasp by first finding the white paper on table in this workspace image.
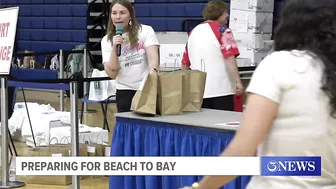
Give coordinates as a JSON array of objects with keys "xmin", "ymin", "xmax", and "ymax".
[{"xmin": 214, "ymin": 122, "xmax": 240, "ymax": 128}]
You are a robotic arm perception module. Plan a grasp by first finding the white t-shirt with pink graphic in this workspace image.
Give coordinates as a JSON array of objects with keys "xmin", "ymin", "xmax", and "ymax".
[{"xmin": 101, "ymin": 24, "xmax": 159, "ymax": 90}]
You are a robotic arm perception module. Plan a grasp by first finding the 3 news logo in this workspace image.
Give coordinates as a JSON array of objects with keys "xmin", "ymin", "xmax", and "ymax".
[{"xmin": 261, "ymin": 156, "xmax": 321, "ymax": 176}]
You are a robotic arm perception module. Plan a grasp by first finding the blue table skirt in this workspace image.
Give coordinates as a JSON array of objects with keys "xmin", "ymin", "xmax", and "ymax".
[{"xmin": 110, "ymin": 117, "xmax": 251, "ymax": 189}]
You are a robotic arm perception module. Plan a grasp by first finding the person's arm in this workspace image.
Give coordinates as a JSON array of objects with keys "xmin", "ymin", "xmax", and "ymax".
[
  {"xmin": 104, "ymin": 48, "xmax": 120, "ymax": 79},
  {"xmin": 146, "ymin": 45, "xmax": 159, "ymax": 73},
  {"xmin": 101, "ymin": 36, "xmax": 122, "ymax": 79},
  {"xmin": 144, "ymin": 26, "xmax": 160, "ymax": 73},
  {"xmin": 183, "ymin": 54, "xmax": 283, "ymax": 189},
  {"xmin": 195, "ymin": 94, "xmax": 279, "ymax": 189},
  {"xmin": 226, "ymin": 56, "xmax": 240, "ymax": 82},
  {"xmin": 226, "ymin": 56, "xmax": 244, "ymax": 95},
  {"xmin": 217, "ymin": 26, "xmax": 244, "ymax": 94}
]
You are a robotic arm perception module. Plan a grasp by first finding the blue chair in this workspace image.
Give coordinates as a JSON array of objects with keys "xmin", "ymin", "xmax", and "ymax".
[{"xmin": 80, "ymin": 94, "xmax": 116, "ymax": 132}]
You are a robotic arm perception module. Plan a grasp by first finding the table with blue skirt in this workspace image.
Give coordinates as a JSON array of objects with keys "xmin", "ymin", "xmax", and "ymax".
[{"xmin": 109, "ymin": 109, "xmax": 251, "ymax": 189}]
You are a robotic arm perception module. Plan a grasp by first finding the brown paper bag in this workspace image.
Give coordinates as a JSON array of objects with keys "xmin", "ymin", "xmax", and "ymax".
[
  {"xmin": 181, "ymin": 70, "xmax": 207, "ymax": 112},
  {"xmin": 131, "ymin": 73, "xmax": 158, "ymax": 115},
  {"xmin": 157, "ymin": 71, "xmax": 185, "ymax": 115}
]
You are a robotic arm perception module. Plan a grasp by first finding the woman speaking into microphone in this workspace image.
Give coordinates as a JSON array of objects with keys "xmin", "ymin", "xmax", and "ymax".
[{"xmin": 101, "ymin": 0, "xmax": 160, "ymax": 113}]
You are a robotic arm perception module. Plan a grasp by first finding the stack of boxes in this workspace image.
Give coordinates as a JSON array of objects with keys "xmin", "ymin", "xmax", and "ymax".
[{"xmin": 229, "ymin": 0, "xmax": 274, "ymax": 67}]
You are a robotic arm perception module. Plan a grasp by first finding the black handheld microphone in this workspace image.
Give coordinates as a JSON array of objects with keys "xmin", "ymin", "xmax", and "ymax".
[{"xmin": 115, "ymin": 24, "xmax": 123, "ymax": 57}]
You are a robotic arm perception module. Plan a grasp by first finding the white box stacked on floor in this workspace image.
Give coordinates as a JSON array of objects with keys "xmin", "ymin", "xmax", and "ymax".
[{"xmin": 229, "ymin": 0, "xmax": 274, "ymax": 66}]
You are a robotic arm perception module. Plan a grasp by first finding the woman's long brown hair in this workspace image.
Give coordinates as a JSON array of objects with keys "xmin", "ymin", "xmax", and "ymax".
[{"xmin": 106, "ymin": 0, "xmax": 141, "ymax": 47}]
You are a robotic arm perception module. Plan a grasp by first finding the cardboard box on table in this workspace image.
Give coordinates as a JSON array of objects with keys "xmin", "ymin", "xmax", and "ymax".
[
  {"xmin": 230, "ymin": 0, "xmax": 275, "ymax": 12},
  {"xmin": 229, "ymin": 9, "xmax": 273, "ymax": 34},
  {"xmin": 237, "ymin": 45, "xmax": 270, "ymax": 66},
  {"xmin": 229, "ymin": 0, "xmax": 274, "ymax": 66},
  {"xmin": 17, "ymin": 144, "xmax": 87, "ymax": 186},
  {"xmin": 229, "ymin": 8, "xmax": 273, "ymax": 66}
]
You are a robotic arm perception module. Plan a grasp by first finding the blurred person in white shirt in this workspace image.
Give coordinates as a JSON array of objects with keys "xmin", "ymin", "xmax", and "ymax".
[{"xmin": 182, "ymin": 0, "xmax": 336, "ymax": 188}]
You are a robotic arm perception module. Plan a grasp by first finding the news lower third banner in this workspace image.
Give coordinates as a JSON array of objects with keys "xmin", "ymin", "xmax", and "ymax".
[{"xmin": 15, "ymin": 156, "xmax": 321, "ymax": 176}]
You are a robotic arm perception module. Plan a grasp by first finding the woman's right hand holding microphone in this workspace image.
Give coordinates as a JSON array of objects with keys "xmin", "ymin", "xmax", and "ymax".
[
  {"xmin": 112, "ymin": 35, "xmax": 123, "ymax": 48},
  {"xmin": 107, "ymin": 35, "xmax": 124, "ymax": 73}
]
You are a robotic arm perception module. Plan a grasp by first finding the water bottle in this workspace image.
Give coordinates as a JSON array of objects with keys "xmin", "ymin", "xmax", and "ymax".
[{"xmin": 9, "ymin": 156, "xmax": 16, "ymax": 182}]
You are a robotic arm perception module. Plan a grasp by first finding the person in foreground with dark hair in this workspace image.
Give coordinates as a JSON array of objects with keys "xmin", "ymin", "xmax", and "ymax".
[{"xmin": 181, "ymin": 0, "xmax": 336, "ymax": 188}]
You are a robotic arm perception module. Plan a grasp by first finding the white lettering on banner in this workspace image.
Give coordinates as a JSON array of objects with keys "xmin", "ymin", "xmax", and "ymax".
[
  {"xmin": 0, "ymin": 7, "xmax": 19, "ymax": 75},
  {"xmin": 16, "ymin": 157, "xmax": 260, "ymax": 176},
  {"xmin": 277, "ymin": 161, "xmax": 316, "ymax": 172}
]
